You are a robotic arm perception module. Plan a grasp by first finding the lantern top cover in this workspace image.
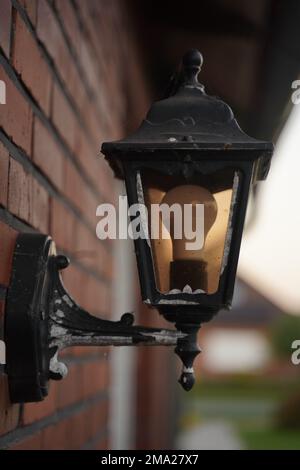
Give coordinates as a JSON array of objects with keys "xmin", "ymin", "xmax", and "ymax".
[{"xmin": 102, "ymin": 50, "xmax": 273, "ymax": 155}]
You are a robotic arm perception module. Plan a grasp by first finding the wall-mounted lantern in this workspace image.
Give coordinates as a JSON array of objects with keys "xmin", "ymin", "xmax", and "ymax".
[{"xmin": 4, "ymin": 50, "xmax": 273, "ymax": 403}]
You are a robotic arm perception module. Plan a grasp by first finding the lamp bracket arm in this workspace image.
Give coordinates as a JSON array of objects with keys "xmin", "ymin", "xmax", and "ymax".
[
  {"xmin": 48, "ymin": 254, "xmax": 186, "ymax": 378},
  {"xmin": 5, "ymin": 234, "xmax": 188, "ymax": 403}
]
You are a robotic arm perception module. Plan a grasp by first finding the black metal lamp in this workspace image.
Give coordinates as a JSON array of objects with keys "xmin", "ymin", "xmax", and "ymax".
[
  {"xmin": 101, "ymin": 49, "xmax": 273, "ymax": 389},
  {"xmin": 4, "ymin": 50, "xmax": 273, "ymax": 403}
]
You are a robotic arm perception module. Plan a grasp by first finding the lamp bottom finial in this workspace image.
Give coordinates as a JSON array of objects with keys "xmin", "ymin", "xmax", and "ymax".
[{"xmin": 175, "ymin": 323, "xmax": 201, "ymax": 391}]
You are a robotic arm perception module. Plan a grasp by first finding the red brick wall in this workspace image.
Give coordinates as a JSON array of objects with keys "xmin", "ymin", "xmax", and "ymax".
[{"xmin": 0, "ymin": 0, "xmax": 150, "ymax": 450}]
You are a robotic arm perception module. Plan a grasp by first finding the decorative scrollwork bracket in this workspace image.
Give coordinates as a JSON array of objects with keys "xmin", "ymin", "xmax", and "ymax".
[{"xmin": 5, "ymin": 234, "xmax": 200, "ymax": 403}]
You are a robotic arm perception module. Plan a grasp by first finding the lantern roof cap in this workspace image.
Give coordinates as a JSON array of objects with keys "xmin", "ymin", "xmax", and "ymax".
[{"xmin": 102, "ymin": 49, "xmax": 273, "ymax": 154}]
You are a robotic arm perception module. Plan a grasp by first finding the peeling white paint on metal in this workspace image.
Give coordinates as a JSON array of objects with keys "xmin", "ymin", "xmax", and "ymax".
[
  {"xmin": 144, "ymin": 286, "xmax": 205, "ymax": 306},
  {"xmin": 55, "ymin": 299, "xmax": 62, "ymax": 305},
  {"xmin": 136, "ymin": 171, "xmax": 151, "ymax": 248},
  {"xmin": 59, "ymin": 335, "xmax": 134, "ymax": 348},
  {"xmin": 50, "ymin": 324, "xmax": 67, "ymax": 338},
  {"xmin": 55, "ymin": 309, "xmax": 65, "ymax": 318},
  {"xmin": 182, "ymin": 366, "xmax": 194, "ymax": 373},
  {"xmin": 158, "ymin": 299, "xmax": 199, "ymax": 305},
  {"xmin": 145, "ymin": 297, "xmax": 200, "ymax": 305},
  {"xmin": 142, "ymin": 330, "xmax": 186, "ymax": 345},
  {"xmin": 51, "ymin": 331, "xmax": 183, "ymax": 350},
  {"xmin": 49, "ymin": 351, "xmax": 68, "ymax": 378},
  {"xmin": 62, "ymin": 294, "xmax": 73, "ymax": 307},
  {"xmin": 167, "ymin": 285, "xmax": 204, "ymax": 294},
  {"xmin": 221, "ymin": 171, "xmax": 239, "ymax": 274}
]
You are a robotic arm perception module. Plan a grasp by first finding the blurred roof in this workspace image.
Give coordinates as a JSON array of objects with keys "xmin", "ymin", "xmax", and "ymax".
[{"xmin": 211, "ymin": 279, "xmax": 282, "ymax": 327}]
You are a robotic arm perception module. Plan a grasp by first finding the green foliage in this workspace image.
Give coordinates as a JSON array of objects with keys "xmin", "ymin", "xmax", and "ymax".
[{"xmin": 240, "ymin": 427, "xmax": 300, "ymax": 450}]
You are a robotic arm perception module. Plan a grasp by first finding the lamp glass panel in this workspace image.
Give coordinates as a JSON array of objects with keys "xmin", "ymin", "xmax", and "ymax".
[{"xmin": 139, "ymin": 167, "xmax": 239, "ymax": 295}]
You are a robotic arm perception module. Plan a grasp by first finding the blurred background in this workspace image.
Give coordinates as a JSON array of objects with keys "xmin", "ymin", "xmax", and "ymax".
[
  {"xmin": 1, "ymin": 0, "xmax": 300, "ymax": 451},
  {"xmin": 124, "ymin": 0, "xmax": 300, "ymax": 450}
]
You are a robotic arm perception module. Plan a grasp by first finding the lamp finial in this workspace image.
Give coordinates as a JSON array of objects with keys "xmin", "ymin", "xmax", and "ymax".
[{"xmin": 182, "ymin": 49, "xmax": 204, "ymax": 90}]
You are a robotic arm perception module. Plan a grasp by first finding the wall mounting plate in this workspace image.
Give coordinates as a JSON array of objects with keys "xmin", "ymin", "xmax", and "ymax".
[{"xmin": 5, "ymin": 234, "xmax": 55, "ymax": 403}]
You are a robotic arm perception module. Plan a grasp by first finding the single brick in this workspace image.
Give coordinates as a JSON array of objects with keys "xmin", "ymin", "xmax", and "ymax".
[
  {"xmin": 10, "ymin": 432, "xmax": 43, "ymax": 450},
  {"xmin": 33, "ymin": 117, "xmax": 64, "ymax": 191},
  {"xmin": 18, "ymin": 0, "xmax": 38, "ymax": 26},
  {"xmin": 81, "ymin": 361, "xmax": 108, "ymax": 399},
  {"xmin": 29, "ymin": 177, "xmax": 50, "ymax": 233},
  {"xmin": 56, "ymin": 364, "xmax": 84, "ymax": 410},
  {"xmin": 67, "ymin": 410, "xmax": 92, "ymax": 450},
  {"xmin": 0, "ymin": 141, "xmax": 9, "ymax": 206},
  {"xmin": 37, "ymin": 0, "xmax": 67, "ymax": 70},
  {"xmin": 0, "ymin": 68, "xmax": 32, "ymax": 155},
  {"xmin": 52, "ymin": 84, "xmax": 76, "ymax": 153},
  {"xmin": 73, "ymin": 222, "xmax": 112, "ymax": 281},
  {"xmin": 0, "ymin": 0, "xmax": 11, "ymax": 57},
  {"xmin": 54, "ymin": 0, "xmax": 79, "ymax": 52},
  {"xmin": 37, "ymin": 0, "xmax": 80, "ymax": 109},
  {"xmin": 83, "ymin": 401, "xmax": 107, "ymax": 444},
  {"xmin": 8, "ymin": 158, "xmax": 30, "ymax": 221},
  {"xmin": 13, "ymin": 12, "xmax": 52, "ymax": 115},
  {"xmin": 63, "ymin": 158, "xmax": 85, "ymax": 213},
  {"xmin": 22, "ymin": 381, "xmax": 58, "ymax": 425},
  {"xmin": 41, "ymin": 419, "xmax": 69, "ymax": 450},
  {"xmin": 0, "ymin": 222, "xmax": 17, "ymax": 285}
]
